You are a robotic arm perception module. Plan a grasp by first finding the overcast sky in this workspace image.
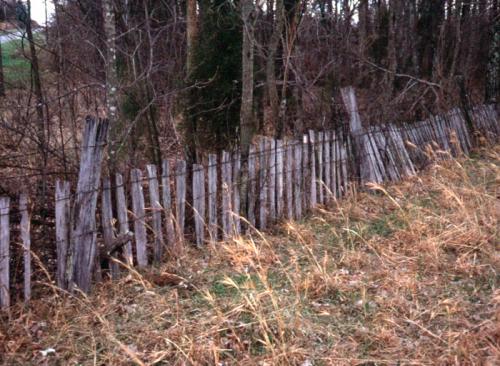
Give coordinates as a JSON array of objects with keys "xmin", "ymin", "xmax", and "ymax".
[{"xmin": 30, "ymin": 0, "xmax": 55, "ymax": 25}]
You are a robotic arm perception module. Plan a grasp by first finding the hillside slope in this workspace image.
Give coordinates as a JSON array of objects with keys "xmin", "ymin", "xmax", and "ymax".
[{"xmin": 1, "ymin": 147, "xmax": 499, "ymax": 365}]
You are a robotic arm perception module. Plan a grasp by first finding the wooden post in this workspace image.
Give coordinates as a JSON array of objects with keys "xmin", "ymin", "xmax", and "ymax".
[
  {"xmin": 268, "ymin": 139, "xmax": 276, "ymax": 221},
  {"xmin": 232, "ymin": 151, "xmax": 241, "ymax": 235},
  {"xmin": 101, "ymin": 178, "xmax": 119, "ymax": 278},
  {"xmin": 147, "ymin": 165, "xmax": 165, "ymax": 263},
  {"xmin": 0, "ymin": 197, "xmax": 9, "ymax": 308},
  {"xmin": 302, "ymin": 134, "xmax": 309, "ymax": 210},
  {"xmin": 55, "ymin": 180, "xmax": 70, "ymax": 289},
  {"xmin": 207, "ymin": 154, "xmax": 218, "ymax": 242},
  {"xmin": 294, "ymin": 141, "xmax": 303, "ymax": 219},
  {"xmin": 19, "ymin": 194, "xmax": 31, "ymax": 302},
  {"xmin": 221, "ymin": 151, "xmax": 232, "ymax": 239},
  {"xmin": 317, "ymin": 131, "xmax": 324, "ymax": 204},
  {"xmin": 285, "ymin": 141, "xmax": 294, "ymax": 219},
  {"xmin": 323, "ymin": 132, "xmax": 331, "ymax": 201},
  {"xmin": 308, "ymin": 131, "xmax": 317, "ymax": 208},
  {"xmin": 69, "ymin": 117, "xmax": 109, "ymax": 293},
  {"xmin": 247, "ymin": 145, "xmax": 257, "ymax": 227},
  {"xmin": 161, "ymin": 161, "xmax": 176, "ymax": 248},
  {"xmin": 259, "ymin": 139, "xmax": 268, "ymax": 229},
  {"xmin": 276, "ymin": 140, "xmax": 284, "ymax": 218},
  {"xmin": 175, "ymin": 160, "xmax": 187, "ymax": 240},
  {"xmin": 115, "ymin": 173, "xmax": 133, "ymax": 266},
  {"xmin": 193, "ymin": 164, "xmax": 206, "ymax": 246},
  {"xmin": 131, "ymin": 169, "xmax": 148, "ymax": 267}
]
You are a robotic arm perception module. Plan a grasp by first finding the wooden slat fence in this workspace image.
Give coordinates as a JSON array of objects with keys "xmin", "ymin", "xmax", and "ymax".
[{"xmin": 0, "ymin": 99, "xmax": 499, "ymax": 307}]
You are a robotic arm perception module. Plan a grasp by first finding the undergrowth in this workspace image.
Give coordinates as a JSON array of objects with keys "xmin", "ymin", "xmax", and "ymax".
[{"xmin": 1, "ymin": 147, "xmax": 499, "ymax": 365}]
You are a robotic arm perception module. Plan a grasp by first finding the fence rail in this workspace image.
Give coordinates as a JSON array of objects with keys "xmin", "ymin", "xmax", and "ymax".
[{"xmin": 0, "ymin": 93, "xmax": 499, "ymax": 307}]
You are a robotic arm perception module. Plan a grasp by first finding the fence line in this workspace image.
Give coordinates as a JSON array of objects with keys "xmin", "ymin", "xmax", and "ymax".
[{"xmin": 0, "ymin": 98, "xmax": 499, "ymax": 307}]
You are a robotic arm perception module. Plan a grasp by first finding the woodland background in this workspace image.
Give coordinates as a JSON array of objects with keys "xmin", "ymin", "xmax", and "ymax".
[{"xmin": 0, "ymin": 0, "xmax": 498, "ymax": 196}]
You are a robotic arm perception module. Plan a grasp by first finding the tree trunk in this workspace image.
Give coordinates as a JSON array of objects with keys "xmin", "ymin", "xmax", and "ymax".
[
  {"xmin": 103, "ymin": 0, "xmax": 119, "ymax": 168},
  {"xmin": 240, "ymin": 0, "xmax": 255, "ymax": 152},
  {"xmin": 265, "ymin": 0, "xmax": 284, "ymax": 135},
  {"xmin": 186, "ymin": 0, "xmax": 198, "ymax": 75},
  {"xmin": 0, "ymin": 40, "xmax": 5, "ymax": 97}
]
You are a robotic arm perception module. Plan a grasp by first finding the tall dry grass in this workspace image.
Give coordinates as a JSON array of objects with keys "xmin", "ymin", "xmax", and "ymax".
[{"xmin": 1, "ymin": 147, "xmax": 499, "ymax": 365}]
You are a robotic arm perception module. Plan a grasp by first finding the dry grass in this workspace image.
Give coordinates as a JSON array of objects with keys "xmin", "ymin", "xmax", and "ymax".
[{"xmin": 1, "ymin": 147, "xmax": 499, "ymax": 365}]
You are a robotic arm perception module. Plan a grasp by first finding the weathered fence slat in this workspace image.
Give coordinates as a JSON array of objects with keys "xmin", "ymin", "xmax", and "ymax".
[
  {"xmin": 101, "ymin": 178, "xmax": 119, "ymax": 278},
  {"xmin": 147, "ymin": 165, "xmax": 165, "ymax": 263},
  {"xmin": 222, "ymin": 151, "xmax": 233, "ymax": 239},
  {"xmin": 308, "ymin": 131, "xmax": 317, "ymax": 208},
  {"xmin": 0, "ymin": 197, "xmax": 9, "ymax": 308},
  {"xmin": 294, "ymin": 141, "xmax": 303, "ymax": 219},
  {"xmin": 55, "ymin": 180, "xmax": 70, "ymax": 289},
  {"xmin": 317, "ymin": 131, "xmax": 324, "ymax": 204},
  {"xmin": 285, "ymin": 141, "xmax": 294, "ymax": 219},
  {"xmin": 161, "ymin": 161, "xmax": 176, "ymax": 248},
  {"xmin": 268, "ymin": 139, "xmax": 276, "ymax": 221},
  {"xmin": 193, "ymin": 164, "xmax": 206, "ymax": 246},
  {"xmin": 131, "ymin": 169, "xmax": 148, "ymax": 267},
  {"xmin": 19, "ymin": 194, "xmax": 31, "ymax": 302},
  {"xmin": 70, "ymin": 117, "xmax": 109, "ymax": 293},
  {"xmin": 175, "ymin": 160, "xmax": 187, "ymax": 240},
  {"xmin": 115, "ymin": 173, "xmax": 133, "ymax": 266},
  {"xmin": 276, "ymin": 140, "xmax": 284, "ymax": 218},
  {"xmin": 302, "ymin": 135, "xmax": 310, "ymax": 210},
  {"xmin": 259, "ymin": 139, "xmax": 268, "ymax": 230},
  {"xmin": 208, "ymin": 154, "xmax": 218, "ymax": 242},
  {"xmin": 232, "ymin": 151, "xmax": 241, "ymax": 235},
  {"xmin": 324, "ymin": 132, "xmax": 331, "ymax": 201}
]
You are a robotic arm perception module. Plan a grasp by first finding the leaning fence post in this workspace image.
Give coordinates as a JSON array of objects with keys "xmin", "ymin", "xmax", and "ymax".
[
  {"xmin": 131, "ymin": 169, "xmax": 148, "ymax": 267},
  {"xmin": 147, "ymin": 165, "xmax": 165, "ymax": 263},
  {"xmin": 317, "ymin": 131, "xmax": 324, "ymax": 204},
  {"xmin": 19, "ymin": 194, "xmax": 31, "ymax": 302},
  {"xmin": 193, "ymin": 164, "xmax": 206, "ymax": 247},
  {"xmin": 308, "ymin": 131, "xmax": 317, "ymax": 208},
  {"xmin": 0, "ymin": 197, "xmax": 10, "ymax": 308},
  {"xmin": 324, "ymin": 132, "xmax": 331, "ymax": 201},
  {"xmin": 70, "ymin": 117, "xmax": 109, "ymax": 293}
]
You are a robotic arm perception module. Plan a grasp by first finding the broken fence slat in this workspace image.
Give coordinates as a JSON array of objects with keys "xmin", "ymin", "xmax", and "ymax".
[{"xmin": 102, "ymin": 178, "xmax": 120, "ymax": 278}]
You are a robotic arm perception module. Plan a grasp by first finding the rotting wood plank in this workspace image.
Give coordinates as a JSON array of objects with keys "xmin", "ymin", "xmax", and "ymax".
[
  {"xmin": 131, "ymin": 169, "xmax": 148, "ymax": 267},
  {"xmin": 101, "ymin": 178, "xmax": 119, "ymax": 278},
  {"xmin": 55, "ymin": 181, "xmax": 70, "ymax": 289},
  {"xmin": 193, "ymin": 164, "xmax": 206, "ymax": 246},
  {"xmin": 147, "ymin": 165, "xmax": 165, "ymax": 263},
  {"xmin": 115, "ymin": 173, "xmax": 133, "ymax": 266},
  {"xmin": 161, "ymin": 161, "xmax": 176, "ymax": 248},
  {"xmin": 19, "ymin": 194, "xmax": 31, "ymax": 302},
  {"xmin": 175, "ymin": 160, "xmax": 187, "ymax": 241},
  {"xmin": 207, "ymin": 154, "xmax": 218, "ymax": 242}
]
